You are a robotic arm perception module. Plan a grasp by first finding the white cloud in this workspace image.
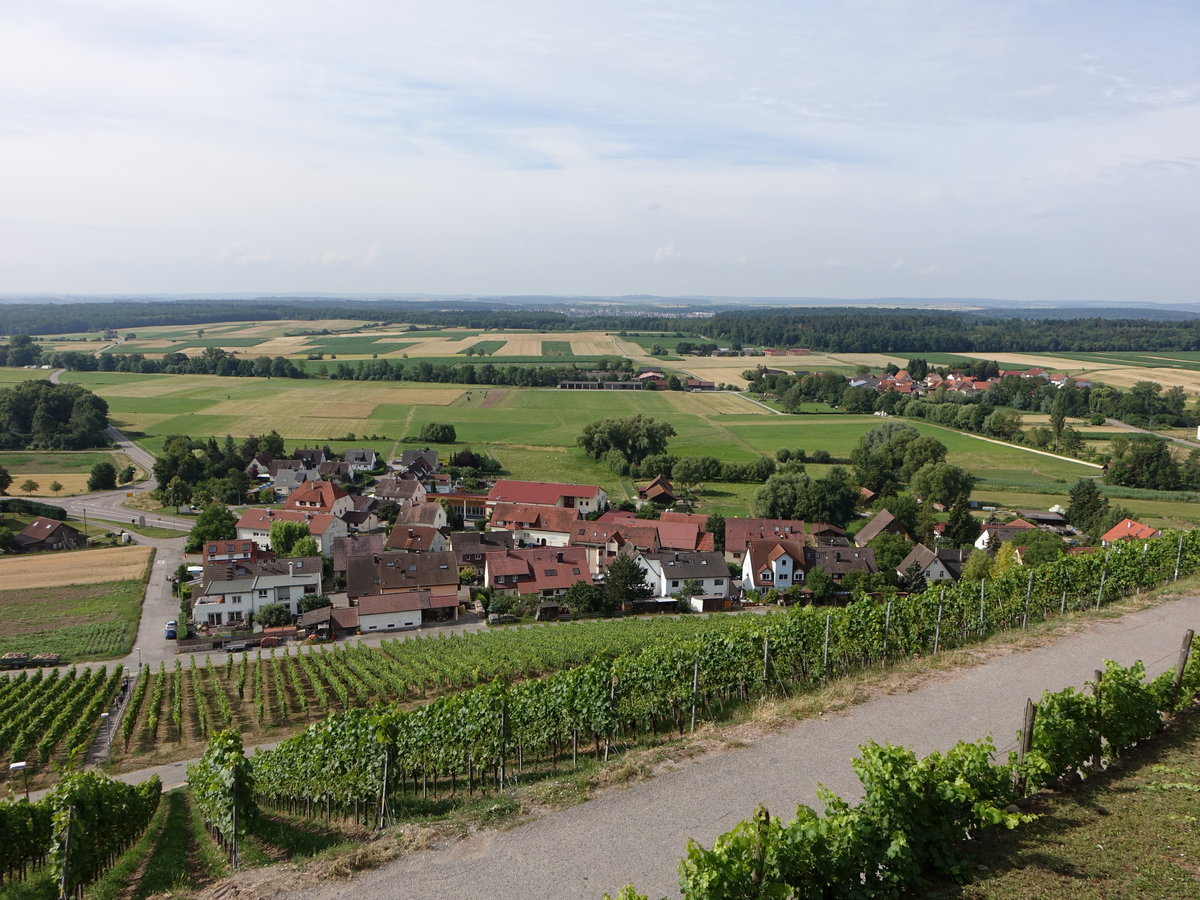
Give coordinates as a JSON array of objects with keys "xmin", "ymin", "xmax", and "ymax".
[{"xmin": 0, "ymin": 1, "xmax": 1197, "ymax": 300}]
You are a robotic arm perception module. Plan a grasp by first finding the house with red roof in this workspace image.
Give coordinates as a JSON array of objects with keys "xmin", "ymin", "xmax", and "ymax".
[
  {"xmin": 489, "ymin": 503, "xmax": 581, "ymax": 547},
  {"xmin": 358, "ymin": 589, "xmax": 459, "ymax": 631},
  {"xmin": 486, "ymin": 480, "xmax": 607, "ymax": 515},
  {"xmin": 723, "ymin": 518, "xmax": 810, "ymax": 566},
  {"xmin": 282, "ymin": 480, "xmax": 353, "ymax": 516},
  {"xmin": 637, "ymin": 475, "xmax": 676, "ymax": 506},
  {"xmin": 483, "ymin": 547, "xmax": 593, "ymax": 598},
  {"xmin": 741, "ymin": 539, "xmax": 807, "ymax": 591},
  {"xmin": 1100, "ymin": 518, "xmax": 1161, "ymax": 546},
  {"xmin": 385, "ymin": 523, "xmax": 449, "ymax": 553},
  {"xmin": 235, "ymin": 508, "xmax": 347, "ymax": 554}
]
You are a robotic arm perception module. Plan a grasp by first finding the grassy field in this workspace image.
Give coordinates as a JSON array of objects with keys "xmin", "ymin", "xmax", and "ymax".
[
  {"xmin": 0, "ymin": 577, "xmax": 146, "ymax": 661},
  {"xmin": 928, "ymin": 709, "xmax": 1200, "ymax": 899},
  {"xmin": 0, "ymin": 449, "xmax": 142, "ymax": 496},
  {"xmin": 459, "ymin": 339, "xmax": 506, "ymax": 355},
  {"xmin": 56, "ymin": 370, "xmax": 1150, "ymax": 516}
]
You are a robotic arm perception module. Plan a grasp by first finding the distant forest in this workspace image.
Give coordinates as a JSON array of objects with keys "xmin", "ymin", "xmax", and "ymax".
[{"xmin": 3, "ymin": 300, "xmax": 1200, "ymax": 352}]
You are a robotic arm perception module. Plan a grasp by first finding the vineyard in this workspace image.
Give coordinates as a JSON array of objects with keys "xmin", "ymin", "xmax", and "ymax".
[
  {"xmin": 110, "ymin": 616, "xmax": 769, "ymax": 761},
  {"xmin": 245, "ymin": 530, "xmax": 1200, "ymax": 827},
  {"xmin": 0, "ymin": 666, "xmax": 124, "ymax": 782}
]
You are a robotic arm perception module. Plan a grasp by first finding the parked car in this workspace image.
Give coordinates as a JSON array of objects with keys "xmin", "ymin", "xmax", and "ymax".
[{"xmin": 164, "ymin": 620, "xmax": 177, "ymax": 639}]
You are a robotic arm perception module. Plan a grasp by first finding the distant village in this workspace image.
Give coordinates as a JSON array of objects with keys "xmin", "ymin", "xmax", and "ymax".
[{"xmin": 102, "ymin": 439, "xmax": 1156, "ymax": 647}]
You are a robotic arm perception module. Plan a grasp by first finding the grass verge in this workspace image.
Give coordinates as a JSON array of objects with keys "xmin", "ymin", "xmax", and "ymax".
[{"xmin": 927, "ymin": 708, "xmax": 1200, "ymax": 899}]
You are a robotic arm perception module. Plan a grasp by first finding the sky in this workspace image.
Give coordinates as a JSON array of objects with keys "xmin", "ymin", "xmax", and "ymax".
[{"xmin": 1, "ymin": 0, "xmax": 1198, "ymax": 302}]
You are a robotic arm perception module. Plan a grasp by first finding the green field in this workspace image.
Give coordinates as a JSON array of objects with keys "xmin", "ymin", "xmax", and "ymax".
[
  {"xmin": 0, "ymin": 367, "xmax": 56, "ymax": 383},
  {"xmin": 541, "ymin": 340, "xmax": 574, "ymax": 356},
  {"xmin": 0, "ymin": 579, "xmax": 145, "ymax": 661},
  {"xmin": 302, "ymin": 336, "xmax": 416, "ymax": 355},
  {"xmin": 49, "ymin": 371, "xmax": 1148, "ymax": 518}
]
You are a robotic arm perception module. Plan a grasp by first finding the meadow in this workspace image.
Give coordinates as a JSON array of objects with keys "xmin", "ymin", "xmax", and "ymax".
[
  {"xmin": 50, "ymin": 370, "xmax": 1163, "ymax": 522},
  {"xmin": 0, "ymin": 449, "xmax": 142, "ymax": 496}
]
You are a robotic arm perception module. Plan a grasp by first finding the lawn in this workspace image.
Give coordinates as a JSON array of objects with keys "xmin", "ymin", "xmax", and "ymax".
[
  {"xmin": 458, "ymin": 340, "xmax": 506, "ymax": 355},
  {"xmin": 0, "ymin": 367, "xmax": 57, "ymax": 383},
  {"xmin": 0, "ymin": 577, "xmax": 147, "ymax": 661},
  {"xmin": 542, "ymin": 340, "xmax": 574, "ymax": 356}
]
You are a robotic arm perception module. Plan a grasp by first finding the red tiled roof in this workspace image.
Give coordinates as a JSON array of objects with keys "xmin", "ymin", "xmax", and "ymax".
[
  {"xmin": 486, "ymin": 480, "xmax": 600, "ymax": 505},
  {"xmin": 724, "ymin": 518, "xmax": 808, "ymax": 550},
  {"xmin": 1100, "ymin": 518, "xmax": 1160, "ymax": 543},
  {"xmin": 385, "ymin": 524, "xmax": 442, "ymax": 551},
  {"xmin": 490, "ymin": 503, "xmax": 580, "ymax": 533},
  {"xmin": 236, "ymin": 508, "xmax": 339, "ymax": 535},
  {"xmin": 283, "ymin": 480, "xmax": 348, "ymax": 510}
]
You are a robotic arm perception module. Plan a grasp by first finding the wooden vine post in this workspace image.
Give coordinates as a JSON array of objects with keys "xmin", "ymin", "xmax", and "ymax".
[
  {"xmin": 689, "ymin": 654, "xmax": 699, "ymax": 733},
  {"xmin": 1013, "ymin": 698, "xmax": 1037, "ymax": 795},
  {"xmin": 1091, "ymin": 668, "xmax": 1104, "ymax": 772},
  {"xmin": 1174, "ymin": 532, "xmax": 1184, "ymax": 582},
  {"xmin": 1170, "ymin": 629, "xmax": 1196, "ymax": 711},
  {"xmin": 881, "ymin": 599, "xmax": 892, "ymax": 666},
  {"xmin": 1095, "ymin": 554, "xmax": 1109, "ymax": 610},
  {"xmin": 822, "ymin": 614, "xmax": 831, "ymax": 680},
  {"xmin": 933, "ymin": 589, "xmax": 944, "ymax": 656},
  {"xmin": 1022, "ymin": 570, "xmax": 1033, "ymax": 630}
]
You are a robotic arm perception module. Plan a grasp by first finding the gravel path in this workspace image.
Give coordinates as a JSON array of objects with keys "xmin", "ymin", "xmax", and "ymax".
[{"xmin": 291, "ymin": 592, "xmax": 1199, "ymax": 900}]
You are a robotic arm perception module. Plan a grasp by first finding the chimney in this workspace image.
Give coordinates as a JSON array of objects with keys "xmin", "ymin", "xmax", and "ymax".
[{"xmin": 288, "ymin": 561, "xmax": 294, "ymax": 577}]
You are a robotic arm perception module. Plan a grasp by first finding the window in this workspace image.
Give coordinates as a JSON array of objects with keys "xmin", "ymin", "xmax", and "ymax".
[
  {"xmin": 714, "ymin": 579, "xmax": 724, "ymax": 586},
  {"xmin": 258, "ymin": 589, "xmax": 268, "ymax": 597},
  {"xmin": 671, "ymin": 580, "xmax": 679, "ymax": 588}
]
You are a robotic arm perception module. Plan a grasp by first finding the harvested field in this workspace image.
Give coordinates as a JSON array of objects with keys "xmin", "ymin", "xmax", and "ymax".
[
  {"xmin": 12, "ymin": 473, "xmax": 91, "ymax": 495},
  {"xmin": 826, "ymin": 353, "xmax": 911, "ymax": 368},
  {"xmin": 0, "ymin": 545, "xmax": 153, "ymax": 590},
  {"xmin": 494, "ymin": 338, "xmax": 542, "ymax": 356},
  {"xmin": 242, "ymin": 335, "xmax": 316, "ymax": 355},
  {"xmin": 660, "ymin": 392, "xmax": 768, "ymax": 416},
  {"xmin": 1081, "ymin": 366, "xmax": 1200, "ymax": 392}
]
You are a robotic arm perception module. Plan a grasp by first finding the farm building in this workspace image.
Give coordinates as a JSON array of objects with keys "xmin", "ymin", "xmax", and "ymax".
[{"xmin": 13, "ymin": 517, "xmax": 87, "ymax": 553}]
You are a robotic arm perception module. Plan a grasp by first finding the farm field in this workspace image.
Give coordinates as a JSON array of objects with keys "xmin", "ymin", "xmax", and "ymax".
[
  {"xmin": 0, "ymin": 577, "xmax": 146, "ymax": 661},
  {"xmin": 0, "ymin": 367, "xmax": 57, "ymax": 383},
  {"xmin": 0, "ymin": 449, "xmax": 142, "ymax": 496},
  {"xmin": 49, "ymin": 370, "xmax": 1147, "ymax": 519},
  {"xmin": 0, "ymin": 544, "xmax": 153, "ymax": 590}
]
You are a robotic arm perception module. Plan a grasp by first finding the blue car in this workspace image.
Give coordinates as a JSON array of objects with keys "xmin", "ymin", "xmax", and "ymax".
[{"xmin": 164, "ymin": 620, "xmax": 177, "ymax": 640}]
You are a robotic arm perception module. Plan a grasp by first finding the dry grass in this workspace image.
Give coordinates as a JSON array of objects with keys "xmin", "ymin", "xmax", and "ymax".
[
  {"xmin": 661, "ymin": 391, "xmax": 769, "ymax": 415},
  {"xmin": 0, "ymin": 545, "xmax": 153, "ymax": 589},
  {"xmin": 14, "ymin": 473, "xmax": 91, "ymax": 495}
]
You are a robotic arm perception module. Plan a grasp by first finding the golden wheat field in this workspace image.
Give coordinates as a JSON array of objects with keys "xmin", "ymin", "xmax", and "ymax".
[{"xmin": 0, "ymin": 545, "xmax": 153, "ymax": 590}]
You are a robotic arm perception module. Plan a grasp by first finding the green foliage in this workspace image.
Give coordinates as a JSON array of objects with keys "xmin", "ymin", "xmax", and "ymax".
[
  {"xmin": 908, "ymin": 461, "xmax": 974, "ymax": 506},
  {"xmin": 943, "ymin": 498, "xmax": 979, "ymax": 548},
  {"xmin": 0, "ymin": 464, "xmax": 10, "ymax": 494},
  {"xmin": 960, "ymin": 548, "xmax": 992, "ymax": 582},
  {"xmin": 268, "ymin": 519, "xmax": 310, "ymax": 556},
  {"xmin": 0, "ymin": 381, "xmax": 110, "ymax": 450},
  {"xmin": 87, "ymin": 461, "xmax": 117, "ymax": 491},
  {"xmin": 255, "ymin": 603, "xmax": 291, "ymax": 628},
  {"xmin": 298, "ymin": 593, "xmax": 332, "ymax": 614},
  {"xmin": 805, "ymin": 567, "xmax": 836, "ymax": 602},
  {"xmin": 603, "ymin": 554, "xmax": 652, "ymax": 612},
  {"xmin": 417, "ymin": 421, "xmax": 457, "ymax": 443},
  {"xmin": 185, "ymin": 504, "xmax": 238, "ymax": 553},
  {"xmin": 289, "ymin": 535, "xmax": 320, "ymax": 558},
  {"xmin": 188, "ymin": 730, "xmax": 256, "ymax": 867},
  {"xmin": 1104, "ymin": 435, "xmax": 1181, "ymax": 490},
  {"xmin": 752, "ymin": 467, "xmax": 858, "ymax": 527},
  {"xmin": 46, "ymin": 772, "xmax": 161, "ymax": 896},
  {"xmin": 578, "ymin": 414, "xmax": 677, "ymax": 465}
]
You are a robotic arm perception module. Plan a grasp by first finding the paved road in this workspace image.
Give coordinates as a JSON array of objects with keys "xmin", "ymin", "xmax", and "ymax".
[{"xmin": 290, "ymin": 593, "xmax": 1199, "ymax": 900}]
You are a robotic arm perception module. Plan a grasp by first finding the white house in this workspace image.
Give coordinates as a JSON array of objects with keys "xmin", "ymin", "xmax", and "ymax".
[
  {"xmin": 741, "ymin": 539, "xmax": 806, "ymax": 591},
  {"xmin": 236, "ymin": 509, "xmax": 348, "ymax": 554},
  {"xmin": 634, "ymin": 550, "xmax": 730, "ymax": 599},
  {"xmin": 192, "ymin": 569, "xmax": 321, "ymax": 627}
]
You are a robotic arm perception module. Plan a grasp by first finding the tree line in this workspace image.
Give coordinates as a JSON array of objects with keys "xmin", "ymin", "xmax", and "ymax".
[
  {"xmin": 0, "ymin": 380, "xmax": 110, "ymax": 450},
  {"xmin": 9, "ymin": 301, "xmax": 1200, "ymax": 353}
]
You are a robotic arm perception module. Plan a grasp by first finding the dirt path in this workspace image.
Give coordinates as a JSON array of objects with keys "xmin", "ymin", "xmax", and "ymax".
[{"xmin": 285, "ymin": 592, "xmax": 1200, "ymax": 900}]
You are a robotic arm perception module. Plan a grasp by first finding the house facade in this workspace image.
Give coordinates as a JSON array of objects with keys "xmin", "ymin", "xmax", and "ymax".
[
  {"xmin": 193, "ymin": 570, "xmax": 321, "ymax": 627},
  {"xmin": 741, "ymin": 539, "xmax": 806, "ymax": 591},
  {"xmin": 634, "ymin": 551, "xmax": 730, "ymax": 599},
  {"xmin": 486, "ymin": 480, "xmax": 607, "ymax": 514}
]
